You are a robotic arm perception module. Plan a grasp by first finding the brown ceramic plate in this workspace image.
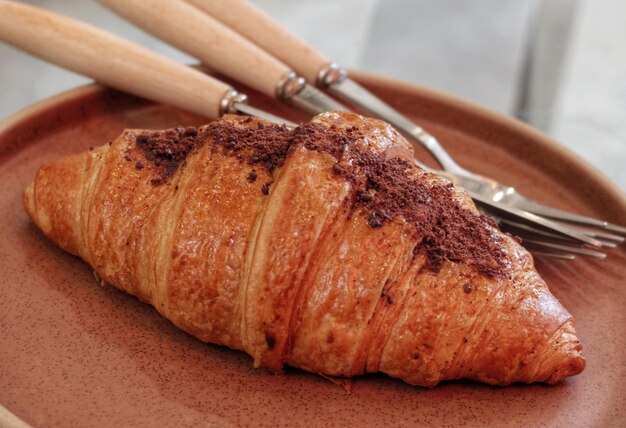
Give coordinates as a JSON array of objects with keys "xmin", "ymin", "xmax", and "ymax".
[{"xmin": 1, "ymin": 73, "xmax": 625, "ymax": 427}]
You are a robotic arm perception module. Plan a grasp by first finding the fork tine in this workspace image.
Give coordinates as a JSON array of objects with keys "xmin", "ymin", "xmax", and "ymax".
[
  {"xmin": 470, "ymin": 192, "xmax": 603, "ymax": 247},
  {"xmin": 597, "ymin": 241, "xmax": 618, "ymax": 249},
  {"xmin": 521, "ymin": 239, "xmax": 607, "ymax": 259},
  {"xmin": 498, "ymin": 218, "xmax": 618, "ymax": 248},
  {"xmin": 604, "ymin": 223, "xmax": 626, "ymax": 234},
  {"xmin": 499, "ymin": 219, "xmax": 608, "ymax": 258},
  {"xmin": 547, "ymin": 220, "xmax": 625, "ymax": 242},
  {"xmin": 509, "ymin": 197, "xmax": 626, "ymax": 235}
]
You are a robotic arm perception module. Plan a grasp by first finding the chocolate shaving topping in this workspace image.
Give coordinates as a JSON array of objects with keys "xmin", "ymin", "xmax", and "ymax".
[
  {"xmin": 135, "ymin": 126, "xmax": 200, "ymax": 185},
  {"xmin": 261, "ymin": 182, "xmax": 272, "ymax": 195},
  {"xmin": 133, "ymin": 117, "xmax": 510, "ymax": 276},
  {"xmin": 206, "ymin": 120, "xmax": 292, "ymax": 172},
  {"xmin": 335, "ymin": 148, "xmax": 508, "ymax": 276}
]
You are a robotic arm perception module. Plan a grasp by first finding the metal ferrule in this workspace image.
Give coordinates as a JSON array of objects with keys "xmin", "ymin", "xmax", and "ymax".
[
  {"xmin": 219, "ymin": 89, "xmax": 248, "ymax": 115},
  {"xmin": 276, "ymin": 70, "xmax": 348, "ymax": 115},
  {"xmin": 220, "ymin": 87, "xmax": 298, "ymax": 127},
  {"xmin": 316, "ymin": 62, "xmax": 349, "ymax": 88},
  {"xmin": 275, "ymin": 71, "xmax": 306, "ymax": 101}
]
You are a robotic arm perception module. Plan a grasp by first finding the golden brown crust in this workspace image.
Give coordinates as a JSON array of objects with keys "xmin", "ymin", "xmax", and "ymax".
[{"xmin": 23, "ymin": 112, "xmax": 584, "ymax": 387}]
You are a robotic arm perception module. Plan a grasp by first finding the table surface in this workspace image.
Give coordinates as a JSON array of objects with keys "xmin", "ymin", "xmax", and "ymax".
[{"xmin": 1, "ymin": 0, "xmax": 625, "ymax": 192}]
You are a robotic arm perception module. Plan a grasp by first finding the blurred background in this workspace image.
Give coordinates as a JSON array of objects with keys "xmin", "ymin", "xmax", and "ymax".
[{"xmin": 1, "ymin": 0, "xmax": 624, "ymax": 189}]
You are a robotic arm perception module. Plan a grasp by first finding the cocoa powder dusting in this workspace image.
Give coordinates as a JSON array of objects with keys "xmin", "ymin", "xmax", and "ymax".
[
  {"xmin": 205, "ymin": 120, "xmax": 292, "ymax": 172},
  {"xmin": 134, "ymin": 117, "xmax": 509, "ymax": 276},
  {"xmin": 135, "ymin": 126, "xmax": 200, "ymax": 185},
  {"xmin": 213, "ymin": 119, "xmax": 507, "ymax": 275},
  {"xmin": 332, "ymin": 140, "xmax": 508, "ymax": 276}
]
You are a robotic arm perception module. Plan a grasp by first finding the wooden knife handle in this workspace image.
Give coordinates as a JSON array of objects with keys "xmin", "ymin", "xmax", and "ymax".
[
  {"xmin": 0, "ymin": 0, "xmax": 231, "ymax": 118},
  {"xmin": 185, "ymin": 0, "xmax": 330, "ymax": 85},
  {"xmin": 99, "ymin": 0, "xmax": 292, "ymax": 99}
]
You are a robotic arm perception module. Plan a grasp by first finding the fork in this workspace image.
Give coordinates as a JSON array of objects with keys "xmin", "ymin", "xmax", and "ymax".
[
  {"xmin": 0, "ymin": 1, "xmax": 607, "ymax": 260},
  {"xmin": 187, "ymin": 0, "xmax": 626, "ymax": 238}
]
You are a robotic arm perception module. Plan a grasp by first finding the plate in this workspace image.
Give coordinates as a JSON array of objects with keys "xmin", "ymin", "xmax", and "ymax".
[{"xmin": 1, "ymin": 73, "xmax": 625, "ymax": 427}]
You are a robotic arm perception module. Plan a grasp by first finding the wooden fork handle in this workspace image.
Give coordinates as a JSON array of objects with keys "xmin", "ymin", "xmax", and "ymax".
[
  {"xmin": 99, "ymin": 0, "xmax": 292, "ymax": 99},
  {"xmin": 0, "ymin": 0, "xmax": 232, "ymax": 118},
  {"xmin": 185, "ymin": 0, "xmax": 330, "ymax": 85}
]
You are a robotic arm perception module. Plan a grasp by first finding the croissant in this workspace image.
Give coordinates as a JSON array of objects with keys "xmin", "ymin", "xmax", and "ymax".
[{"xmin": 23, "ymin": 111, "xmax": 584, "ymax": 387}]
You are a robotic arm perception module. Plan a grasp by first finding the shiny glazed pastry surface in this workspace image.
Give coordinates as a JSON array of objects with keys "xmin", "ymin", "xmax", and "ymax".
[{"xmin": 23, "ymin": 112, "xmax": 584, "ymax": 387}]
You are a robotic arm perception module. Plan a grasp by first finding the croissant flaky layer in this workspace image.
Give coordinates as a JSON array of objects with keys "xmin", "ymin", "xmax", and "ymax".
[{"xmin": 24, "ymin": 112, "xmax": 584, "ymax": 387}]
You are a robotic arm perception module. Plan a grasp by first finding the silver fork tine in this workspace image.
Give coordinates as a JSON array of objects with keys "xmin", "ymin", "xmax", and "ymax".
[
  {"xmin": 506, "ymin": 229, "xmax": 581, "ymax": 259},
  {"xmin": 496, "ymin": 215, "xmax": 611, "ymax": 258},
  {"xmin": 499, "ymin": 218, "xmax": 618, "ymax": 248},
  {"xmin": 488, "ymin": 207, "xmax": 608, "ymax": 258},
  {"xmin": 542, "ymin": 217, "xmax": 625, "ymax": 242},
  {"xmin": 468, "ymin": 192, "xmax": 602, "ymax": 247},
  {"xmin": 506, "ymin": 195, "xmax": 626, "ymax": 235},
  {"xmin": 591, "ymin": 240, "xmax": 617, "ymax": 249},
  {"xmin": 521, "ymin": 239, "xmax": 606, "ymax": 259}
]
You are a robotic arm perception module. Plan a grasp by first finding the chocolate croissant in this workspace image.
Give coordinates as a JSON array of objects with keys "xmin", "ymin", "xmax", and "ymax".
[{"xmin": 23, "ymin": 111, "xmax": 584, "ymax": 387}]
